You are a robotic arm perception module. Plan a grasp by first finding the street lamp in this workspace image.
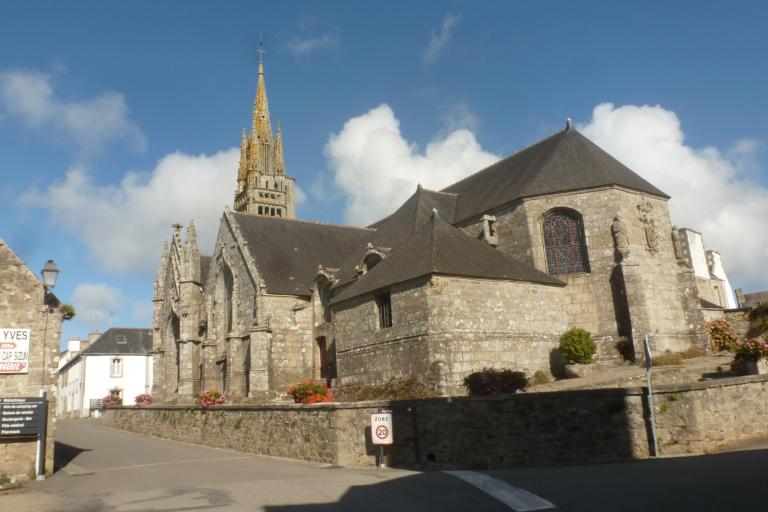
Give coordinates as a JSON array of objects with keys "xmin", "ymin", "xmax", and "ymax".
[
  {"xmin": 41, "ymin": 259, "xmax": 59, "ymax": 291},
  {"xmin": 38, "ymin": 258, "xmax": 59, "ymax": 480}
]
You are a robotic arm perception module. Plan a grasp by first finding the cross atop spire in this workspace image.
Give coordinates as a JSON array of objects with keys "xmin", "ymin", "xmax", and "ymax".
[{"xmin": 257, "ymin": 33, "xmax": 266, "ymax": 64}]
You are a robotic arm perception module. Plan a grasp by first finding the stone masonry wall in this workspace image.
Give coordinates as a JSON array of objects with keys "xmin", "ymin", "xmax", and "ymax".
[
  {"xmin": 724, "ymin": 309, "xmax": 752, "ymax": 340},
  {"xmin": 0, "ymin": 239, "xmax": 62, "ymax": 480},
  {"xmin": 334, "ymin": 278, "xmax": 431, "ymax": 385},
  {"xmin": 262, "ymin": 294, "xmax": 314, "ymax": 394},
  {"xmin": 469, "ymin": 187, "xmax": 708, "ymax": 358},
  {"xmin": 102, "ymin": 374, "xmax": 768, "ymax": 469},
  {"xmin": 426, "ymin": 276, "xmax": 568, "ymax": 389}
]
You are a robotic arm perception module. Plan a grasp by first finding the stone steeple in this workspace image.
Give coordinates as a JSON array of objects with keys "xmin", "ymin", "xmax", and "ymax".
[{"xmin": 234, "ymin": 43, "xmax": 297, "ymax": 219}]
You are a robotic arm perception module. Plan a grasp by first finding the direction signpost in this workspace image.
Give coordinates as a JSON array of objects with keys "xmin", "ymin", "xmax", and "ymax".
[{"xmin": 0, "ymin": 396, "xmax": 48, "ymax": 477}]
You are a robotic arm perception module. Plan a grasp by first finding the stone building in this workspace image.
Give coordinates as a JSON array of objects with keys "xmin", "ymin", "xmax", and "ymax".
[
  {"xmin": 0, "ymin": 239, "xmax": 63, "ymax": 479},
  {"xmin": 152, "ymin": 58, "xmax": 734, "ymax": 400}
]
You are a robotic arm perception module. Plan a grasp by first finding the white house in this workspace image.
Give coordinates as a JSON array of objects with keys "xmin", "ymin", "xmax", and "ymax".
[{"xmin": 57, "ymin": 328, "xmax": 153, "ymax": 418}]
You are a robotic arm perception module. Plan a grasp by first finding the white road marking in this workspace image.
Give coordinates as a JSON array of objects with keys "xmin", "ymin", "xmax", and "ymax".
[
  {"xmin": 93, "ymin": 455, "xmax": 252, "ymax": 473},
  {"xmin": 445, "ymin": 470, "xmax": 556, "ymax": 511}
]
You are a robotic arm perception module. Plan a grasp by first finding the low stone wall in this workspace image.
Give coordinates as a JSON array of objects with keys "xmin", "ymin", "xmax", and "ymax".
[
  {"xmin": 102, "ymin": 374, "xmax": 768, "ymax": 468},
  {"xmin": 725, "ymin": 309, "xmax": 752, "ymax": 340}
]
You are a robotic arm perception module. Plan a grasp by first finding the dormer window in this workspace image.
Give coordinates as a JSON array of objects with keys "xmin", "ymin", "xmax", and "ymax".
[{"xmin": 363, "ymin": 252, "xmax": 383, "ymax": 272}]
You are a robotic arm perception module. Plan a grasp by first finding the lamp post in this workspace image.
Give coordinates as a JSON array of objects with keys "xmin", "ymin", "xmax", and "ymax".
[
  {"xmin": 37, "ymin": 259, "xmax": 58, "ymax": 480},
  {"xmin": 40, "ymin": 260, "xmax": 59, "ymax": 388}
]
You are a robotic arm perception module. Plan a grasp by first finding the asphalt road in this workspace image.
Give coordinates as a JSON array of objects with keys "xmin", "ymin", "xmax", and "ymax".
[{"xmin": 4, "ymin": 419, "xmax": 768, "ymax": 511}]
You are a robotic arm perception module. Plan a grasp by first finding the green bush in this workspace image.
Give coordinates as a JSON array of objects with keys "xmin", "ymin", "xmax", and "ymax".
[
  {"xmin": 559, "ymin": 328, "xmax": 597, "ymax": 364},
  {"xmin": 463, "ymin": 368, "xmax": 528, "ymax": 396}
]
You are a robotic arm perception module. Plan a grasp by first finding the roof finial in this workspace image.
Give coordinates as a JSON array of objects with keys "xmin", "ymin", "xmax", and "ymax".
[
  {"xmin": 257, "ymin": 33, "xmax": 266, "ymax": 64},
  {"xmin": 566, "ymin": 117, "xmax": 574, "ymax": 131}
]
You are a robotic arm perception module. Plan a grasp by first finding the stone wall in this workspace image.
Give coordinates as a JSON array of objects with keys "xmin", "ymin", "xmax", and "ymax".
[
  {"xmin": 333, "ymin": 275, "xmax": 567, "ymax": 391},
  {"xmin": 103, "ymin": 374, "xmax": 768, "ymax": 469},
  {"xmin": 426, "ymin": 275, "xmax": 567, "ymax": 389},
  {"xmin": 334, "ymin": 278, "xmax": 432, "ymax": 385},
  {"xmin": 724, "ymin": 309, "xmax": 752, "ymax": 340},
  {"xmin": 462, "ymin": 187, "xmax": 708, "ymax": 359},
  {"xmin": 0, "ymin": 239, "xmax": 62, "ymax": 480}
]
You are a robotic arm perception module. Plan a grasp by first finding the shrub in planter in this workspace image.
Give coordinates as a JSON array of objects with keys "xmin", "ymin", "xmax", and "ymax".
[
  {"xmin": 198, "ymin": 390, "xmax": 228, "ymax": 407},
  {"xmin": 706, "ymin": 319, "xmax": 739, "ymax": 352},
  {"xmin": 734, "ymin": 336, "xmax": 768, "ymax": 362},
  {"xmin": 102, "ymin": 395, "xmax": 122, "ymax": 407},
  {"xmin": 463, "ymin": 368, "xmax": 528, "ymax": 396},
  {"xmin": 288, "ymin": 381, "xmax": 333, "ymax": 404},
  {"xmin": 559, "ymin": 327, "xmax": 597, "ymax": 364},
  {"xmin": 134, "ymin": 394, "xmax": 153, "ymax": 407}
]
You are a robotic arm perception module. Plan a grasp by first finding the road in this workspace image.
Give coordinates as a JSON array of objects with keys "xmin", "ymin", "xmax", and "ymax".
[{"xmin": 4, "ymin": 419, "xmax": 768, "ymax": 511}]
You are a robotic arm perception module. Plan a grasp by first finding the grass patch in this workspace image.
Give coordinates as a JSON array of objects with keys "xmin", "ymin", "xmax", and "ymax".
[
  {"xmin": 334, "ymin": 375, "xmax": 439, "ymax": 402},
  {"xmin": 652, "ymin": 347, "xmax": 707, "ymax": 366},
  {"xmin": 529, "ymin": 370, "xmax": 551, "ymax": 386}
]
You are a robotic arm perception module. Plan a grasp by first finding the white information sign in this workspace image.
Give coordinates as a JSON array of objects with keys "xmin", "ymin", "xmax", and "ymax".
[
  {"xmin": 371, "ymin": 412, "xmax": 393, "ymax": 445},
  {"xmin": 0, "ymin": 329, "xmax": 30, "ymax": 374}
]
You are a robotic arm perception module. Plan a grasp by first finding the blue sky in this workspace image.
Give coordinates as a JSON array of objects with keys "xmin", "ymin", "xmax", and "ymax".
[{"xmin": 1, "ymin": 1, "xmax": 766, "ymax": 347}]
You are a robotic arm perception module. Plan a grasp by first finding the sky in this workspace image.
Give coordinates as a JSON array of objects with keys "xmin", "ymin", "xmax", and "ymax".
[{"xmin": 1, "ymin": 1, "xmax": 766, "ymax": 348}]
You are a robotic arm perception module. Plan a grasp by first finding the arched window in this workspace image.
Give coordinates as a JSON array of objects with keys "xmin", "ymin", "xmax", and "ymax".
[{"xmin": 543, "ymin": 210, "xmax": 590, "ymax": 275}]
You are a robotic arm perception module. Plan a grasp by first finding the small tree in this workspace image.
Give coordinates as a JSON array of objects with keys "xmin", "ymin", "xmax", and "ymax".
[
  {"xmin": 559, "ymin": 327, "xmax": 597, "ymax": 364},
  {"xmin": 463, "ymin": 368, "xmax": 528, "ymax": 396}
]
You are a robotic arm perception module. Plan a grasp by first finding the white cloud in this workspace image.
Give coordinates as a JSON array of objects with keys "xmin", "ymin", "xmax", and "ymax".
[
  {"xmin": 0, "ymin": 69, "xmax": 146, "ymax": 155},
  {"xmin": 23, "ymin": 148, "xmax": 239, "ymax": 274},
  {"xmin": 72, "ymin": 283, "xmax": 123, "ymax": 326},
  {"xmin": 287, "ymin": 34, "xmax": 340, "ymax": 58},
  {"xmin": 580, "ymin": 103, "xmax": 768, "ymax": 290},
  {"xmin": 325, "ymin": 103, "xmax": 498, "ymax": 225},
  {"xmin": 423, "ymin": 14, "xmax": 462, "ymax": 66},
  {"xmin": 131, "ymin": 301, "xmax": 153, "ymax": 324}
]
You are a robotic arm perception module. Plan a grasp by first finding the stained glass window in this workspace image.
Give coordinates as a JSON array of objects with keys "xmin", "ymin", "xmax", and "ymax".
[{"xmin": 543, "ymin": 211, "xmax": 589, "ymax": 275}]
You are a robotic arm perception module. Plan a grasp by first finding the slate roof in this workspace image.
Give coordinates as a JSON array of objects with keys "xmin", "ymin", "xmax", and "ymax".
[
  {"xmin": 230, "ymin": 212, "xmax": 374, "ymax": 296},
  {"xmin": 699, "ymin": 298, "xmax": 723, "ymax": 310},
  {"xmin": 81, "ymin": 328, "xmax": 152, "ymax": 355},
  {"xmin": 443, "ymin": 127, "xmax": 669, "ymax": 222},
  {"xmin": 331, "ymin": 211, "xmax": 563, "ymax": 305},
  {"xmin": 333, "ymin": 187, "xmax": 459, "ymax": 289},
  {"xmin": 742, "ymin": 290, "xmax": 768, "ymax": 308}
]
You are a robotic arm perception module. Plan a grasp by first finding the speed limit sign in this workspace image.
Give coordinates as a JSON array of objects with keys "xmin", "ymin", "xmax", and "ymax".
[{"xmin": 371, "ymin": 411, "xmax": 393, "ymax": 445}]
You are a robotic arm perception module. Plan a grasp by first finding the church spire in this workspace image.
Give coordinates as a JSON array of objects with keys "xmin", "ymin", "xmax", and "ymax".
[
  {"xmin": 251, "ymin": 38, "xmax": 273, "ymax": 152},
  {"xmin": 232, "ymin": 37, "xmax": 296, "ymax": 219},
  {"xmin": 274, "ymin": 122, "xmax": 285, "ymax": 175},
  {"xmin": 237, "ymin": 127, "xmax": 247, "ymax": 191}
]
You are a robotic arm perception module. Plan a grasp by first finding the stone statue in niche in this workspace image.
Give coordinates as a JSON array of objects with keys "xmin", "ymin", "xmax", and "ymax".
[
  {"xmin": 671, "ymin": 226, "xmax": 685, "ymax": 262},
  {"xmin": 611, "ymin": 214, "xmax": 630, "ymax": 260},
  {"xmin": 637, "ymin": 201, "xmax": 660, "ymax": 254}
]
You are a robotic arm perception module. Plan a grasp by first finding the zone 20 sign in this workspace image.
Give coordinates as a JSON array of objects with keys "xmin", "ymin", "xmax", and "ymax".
[
  {"xmin": 0, "ymin": 329, "xmax": 30, "ymax": 374},
  {"xmin": 371, "ymin": 411, "xmax": 393, "ymax": 445}
]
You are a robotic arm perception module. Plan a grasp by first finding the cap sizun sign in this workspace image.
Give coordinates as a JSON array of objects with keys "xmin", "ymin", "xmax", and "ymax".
[
  {"xmin": 0, "ymin": 397, "xmax": 45, "ymax": 436},
  {"xmin": 0, "ymin": 328, "xmax": 30, "ymax": 374}
]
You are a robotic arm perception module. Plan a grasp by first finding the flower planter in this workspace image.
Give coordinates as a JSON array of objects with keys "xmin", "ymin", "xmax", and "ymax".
[
  {"xmin": 564, "ymin": 363, "xmax": 598, "ymax": 379},
  {"xmin": 744, "ymin": 359, "xmax": 768, "ymax": 375}
]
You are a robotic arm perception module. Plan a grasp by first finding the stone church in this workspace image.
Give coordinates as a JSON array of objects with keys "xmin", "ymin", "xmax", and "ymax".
[{"xmin": 151, "ymin": 57, "xmax": 735, "ymax": 401}]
